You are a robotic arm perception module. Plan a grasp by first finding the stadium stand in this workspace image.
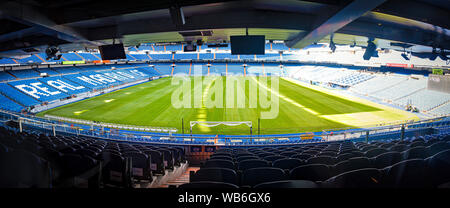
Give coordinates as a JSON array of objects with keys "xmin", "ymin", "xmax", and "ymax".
[
  {"xmin": 182, "ymin": 132, "xmax": 450, "ymax": 188},
  {"xmin": 0, "ymin": 71, "xmax": 16, "ymax": 81}
]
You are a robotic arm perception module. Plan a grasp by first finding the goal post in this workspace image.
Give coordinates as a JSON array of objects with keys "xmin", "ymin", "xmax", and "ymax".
[{"xmin": 189, "ymin": 121, "xmax": 252, "ymax": 136}]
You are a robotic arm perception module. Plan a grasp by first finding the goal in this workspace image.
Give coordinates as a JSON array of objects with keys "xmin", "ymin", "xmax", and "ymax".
[{"xmin": 189, "ymin": 121, "xmax": 253, "ymax": 135}]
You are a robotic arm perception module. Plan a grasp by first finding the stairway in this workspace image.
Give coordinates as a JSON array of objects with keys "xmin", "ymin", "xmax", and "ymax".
[{"xmin": 158, "ymin": 166, "xmax": 200, "ymax": 188}]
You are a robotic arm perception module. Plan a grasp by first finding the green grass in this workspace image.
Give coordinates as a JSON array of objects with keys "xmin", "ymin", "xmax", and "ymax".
[{"xmin": 37, "ymin": 76, "xmax": 403, "ymax": 135}]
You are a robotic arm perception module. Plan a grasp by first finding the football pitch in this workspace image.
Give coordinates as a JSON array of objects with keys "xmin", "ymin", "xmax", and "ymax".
[{"xmin": 37, "ymin": 76, "xmax": 419, "ymax": 135}]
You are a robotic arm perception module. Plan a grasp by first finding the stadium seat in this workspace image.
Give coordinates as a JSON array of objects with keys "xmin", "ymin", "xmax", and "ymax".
[
  {"xmin": 365, "ymin": 148, "xmax": 388, "ymax": 158},
  {"xmin": 292, "ymin": 153, "xmax": 314, "ymax": 160},
  {"xmin": 379, "ymin": 143, "xmax": 395, "ymax": 149},
  {"xmin": 236, "ymin": 155, "xmax": 259, "ymax": 163},
  {"xmin": 290, "ymin": 164, "xmax": 331, "ymax": 182},
  {"xmin": 101, "ymin": 153, "xmax": 130, "ymax": 187},
  {"xmin": 335, "ymin": 153, "xmax": 354, "ymax": 162},
  {"xmin": 409, "ymin": 141, "xmax": 426, "ymax": 148},
  {"xmin": 204, "ymin": 159, "xmax": 235, "ymax": 170},
  {"xmin": 143, "ymin": 149, "xmax": 165, "ymax": 174},
  {"xmin": 241, "ymin": 167, "xmax": 287, "ymax": 187},
  {"xmin": 426, "ymin": 149, "xmax": 450, "ymax": 187},
  {"xmin": 178, "ymin": 181, "xmax": 239, "ymax": 188},
  {"xmin": 237, "ymin": 159, "xmax": 270, "ymax": 171},
  {"xmin": 402, "ymin": 147, "xmax": 430, "ymax": 160},
  {"xmin": 254, "ymin": 180, "xmax": 319, "ymax": 188},
  {"xmin": 123, "ymin": 152, "xmax": 152, "ymax": 181},
  {"xmin": 264, "ymin": 155, "xmax": 286, "ymax": 162},
  {"xmin": 190, "ymin": 168, "xmax": 238, "ymax": 185},
  {"xmin": 333, "ymin": 157, "xmax": 372, "ymax": 175},
  {"xmin": 371, "ymin": 152, "xmax": 403, "ymax": 169},
  {"xmin": 0, "ymin": 149, "xmax": 51, "ymax": 188},
  {"xmin": 57, "ymin": 154, "xmax": 100, "ymax": 187},
  {"xmin": 426, "ymin": 142, "xmax": 450, "ymax": 156},
  {"xmin": 323, "ymin": 168, "xmax": 383, "ymax": 188},
  {"xmin": 389, "ymin": 144, "xmax": 408, "ymax": 152},
  {"xmin": 306, "ymin": 156, "xmax": 335, "ymax": 165},
  {"xmin": 317, "ymin": 151, "xmax": 337, "ymax": 157},
  {"xmin": 272, "ymin": 158, "xmax": 304, "ymax": 170},
  {"xmin": 280, "ymin": 151, "xmax": 298, "ymax": 157},
  {"xmin": 157, "ymin": 149, "xmax": 175, "ymax": 170},
  {"xmin": 210, "ymin": 155, "xmax": 234, "ymax": 161},
  {"xmin": 383, "ymin": 159, "xmax": 432, "ymax": 188}
]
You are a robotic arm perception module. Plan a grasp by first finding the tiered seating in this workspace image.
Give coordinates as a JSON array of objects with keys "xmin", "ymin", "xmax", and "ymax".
[
  {"xmin": 395, "ymin": 90, "xmax": 450, "ymax": 111},
  {"xmin": 227, "ymin": 63, "xmax": 244, "ymax": 75},
  {"xmin": 174, "ymin": 53, "xmax": 198, "ymax": 60},
  {"xmin": 8, "ymin": 69, "xmax": 41, "ymax": 79},
  {"xmin": 184, "ymin": 132, "xmax": 450, "ymax": 188},
  {"xmin": 165, "ymin": 44, "xmax": 183, "ymax": 52},
  {"xmin": 0, "ymin": 58, "xmax": 16, "ymax": 65},
  {"xmin": 372, "ymin": 78, "xmax": 427, "ymax": 101},
  {"xmin": 36, "ymin": 68, "xmax": 60, "ymax": 76},
  {"xmin": 198, "ymin": 53, "xmax": 214, "ymax": 60},
  {"xmin": 153, "ymin": 63, "xmax": 173, "ymax": 75},
  {"xmin": 8, "ymin": 79, "xmax": 70, "ymax": 102},
  {"xmin": 137, "ymin": 45, "xmax": 153, "ymax": 51},
  {"xmin": 350, "ymin": 75, "xmax": 406, "ymax": 94},
  {"xmin": 0, "ymin": 126, "xmax": 186, "ymax": 188},
  {"xmin": 77, "ymin": 53, "xmax": 100, "ymax": 61},
  {"xmin": 0, "ymin": 94, "xmax": 23, "ymax": 112},
  {"xmin": 256, "ymin": 53, "xmax": 280, "ymax": 60},
  {"xmin": 129, "ymin": 54, "xmax": 150, "ymax": 61},
  {"xmin": 173, "ymin": 63, "xmax": 190, "ymax": 75},
  {"xmin": 0, "ymin": 71, "xmax": 16, "ymax": 81},
  {"xmin": 215, "ymin": 53, "xmax": 239, "ymax": 60},
  {"xmin": 429, "ymin": 103, "xmax": 450, "ymax": 116},
  {"xmin": 148, "ymin": 54, "xmax": 172, "ymax": 60},
  {"xmin": 16, "ymin": 54, "xmax": 44, "ymax": 64},
  {"xmin": 0, "ymin": 83, "xmax": 41, "ymax": 106},
  {"xmin": 330, "ymin": 73, "xmax": 374, "ymax": 87},
  {"xmin": 271, "ymin": 43, "xmax": 289, "ymax": 51},
  {"xmin": 209, "ymin": 63, "xmax": 226, "ymax": 75},
  {"xmin": 61, "ymin": 53, "xmax": 83, "ymax": 61}
]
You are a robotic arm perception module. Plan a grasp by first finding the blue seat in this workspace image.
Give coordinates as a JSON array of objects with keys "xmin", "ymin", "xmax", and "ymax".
[
  {"xmin": 238, "ymin": 159, "xmax": 270, "ymax": 171},
  {"xmin": 290, "ymin": 164, "xmax": 331, "ymax": 182},
  {"xmin": 190, "ymin": 168, "xmax": 238, "ymax": 185},
  {"xmin": 272, "ymin": 158, "xmax": 304, "ymax": 170},
  {"xmin": 242, "ymin": 167, "xmax": 287, "ymax": 187}
]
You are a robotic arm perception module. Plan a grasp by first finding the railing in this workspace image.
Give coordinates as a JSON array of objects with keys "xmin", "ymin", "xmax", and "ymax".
[{"xmin": 0, "ymin": 109, "xmax": 448, "ymax": 146}]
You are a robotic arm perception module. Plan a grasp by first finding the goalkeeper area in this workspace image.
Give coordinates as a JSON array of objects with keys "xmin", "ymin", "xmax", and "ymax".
[{"xmin": 37, "ymin": 76, "xmax": 418, "ymax": 135}]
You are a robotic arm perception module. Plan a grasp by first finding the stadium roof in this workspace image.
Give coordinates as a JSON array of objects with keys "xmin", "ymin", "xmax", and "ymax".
[{"xmin": 0, "ymin": 0, "xmax": 449, "ymax": 56}]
